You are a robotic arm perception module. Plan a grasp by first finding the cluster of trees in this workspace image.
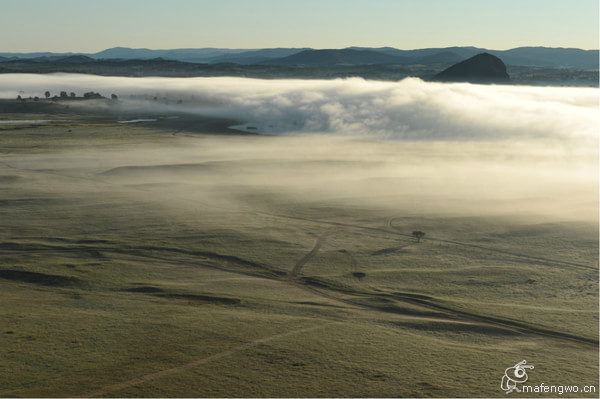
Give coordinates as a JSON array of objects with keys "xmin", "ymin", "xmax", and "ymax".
[
  {"xmin": 57, "ymin": 91, "xmax": 76, "ymax": 98},
  {"xmin": 127, "ymin": 93, "xmax": 185, "ymax": 104},
  {"xmin": 17, "ymin": 91, "xmax": 118, "ymax": 101}
]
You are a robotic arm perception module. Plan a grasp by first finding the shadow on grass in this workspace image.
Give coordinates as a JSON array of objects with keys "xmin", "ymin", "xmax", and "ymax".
[
  {"xmin": 370, "ymin": 246, "xmax": 406, "ymax": 256},
  {"xmin": 123, "ymin": 285, "xmax": 241, "ymax": 305},
  {"xmin": 0, "ymin": 269, "xmax": 81, "ymax": 286}
]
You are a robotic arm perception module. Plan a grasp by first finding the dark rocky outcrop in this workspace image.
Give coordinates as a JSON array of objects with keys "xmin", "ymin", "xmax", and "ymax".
[{"xmin": 433, "ymin": 53, "xmax": 511, "ymax": 84}]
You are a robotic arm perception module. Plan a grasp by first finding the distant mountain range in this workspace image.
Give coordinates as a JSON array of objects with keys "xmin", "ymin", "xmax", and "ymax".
[{"xmin": 0, "ymin": 46, "xmax": 598, "ymax": 69}]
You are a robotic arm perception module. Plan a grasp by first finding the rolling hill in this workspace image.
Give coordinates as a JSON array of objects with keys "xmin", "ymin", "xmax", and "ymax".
[{"xmin": 0, "ymin": 46, "xmax": 597, "ymax": 69}]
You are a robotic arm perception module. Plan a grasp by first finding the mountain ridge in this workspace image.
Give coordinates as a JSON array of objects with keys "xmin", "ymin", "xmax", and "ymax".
[
  {"xmin": 0, "ymin": 46, "xmax": 597, "ymax": 69},
  {"xmin": 261, "ymin": 49, "xmax": 409, "ymax": 66}
]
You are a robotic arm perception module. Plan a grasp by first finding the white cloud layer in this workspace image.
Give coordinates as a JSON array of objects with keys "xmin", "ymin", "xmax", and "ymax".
[
  {"xmin": 1, "ymin": 74, "xmax": 598, "ymax": 142},
  {"xmin": 1, "ymin": 74, "xmax": 597, "ymax": 222}
]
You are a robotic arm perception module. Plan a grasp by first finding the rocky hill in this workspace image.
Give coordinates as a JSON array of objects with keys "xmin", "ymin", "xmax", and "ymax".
[{"xmin": 433, "ymin": 53, "xmax": 511, "ymax": 84}]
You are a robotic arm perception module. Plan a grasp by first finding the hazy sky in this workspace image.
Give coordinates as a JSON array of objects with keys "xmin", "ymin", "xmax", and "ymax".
[{"xmin": 1, "ymin": 0, "xmax": 598, "ymax": 52}]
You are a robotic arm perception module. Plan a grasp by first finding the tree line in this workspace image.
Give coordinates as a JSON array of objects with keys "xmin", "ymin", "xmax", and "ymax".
[{"xmin": 16, "ymin": 91, "xmax": 118, "ymax": 101}]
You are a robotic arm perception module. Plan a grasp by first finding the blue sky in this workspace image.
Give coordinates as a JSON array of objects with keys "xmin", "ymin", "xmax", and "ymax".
[{"xmin": 1, "ymin": 0, "xmax": 598, "ymax": 52}]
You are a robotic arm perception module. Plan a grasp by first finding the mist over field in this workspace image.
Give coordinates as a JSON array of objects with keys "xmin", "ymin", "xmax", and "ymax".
[
  {"xmin": 2, "ymin": 0, "xmax": 599, "ymax": 393},
  {"xmin": 1, "ymin": 74, "xmax": 597, "ymax": 221},
  {"xmin": 2, "ymin": 74, "xmax": 598, "ymax": 140},
  {"xmin": 1, "ymin": 73, "xmax": 599, "ymax": 397}
]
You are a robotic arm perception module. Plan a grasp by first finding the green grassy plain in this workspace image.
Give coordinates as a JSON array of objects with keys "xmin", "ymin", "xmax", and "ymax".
[{"xmin": 0, "ymin": 109, "xmax": 598, "ymax": 397}]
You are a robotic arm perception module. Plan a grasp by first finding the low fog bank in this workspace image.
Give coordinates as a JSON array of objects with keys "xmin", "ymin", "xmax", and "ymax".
[
  {"xmin": 1, "ymin": 74, "xmax": 597, "ymax": 222},
  {"xmin": 131, "ymin": 136, "xmax": 598, "ymax": 222},
  {"xmin": 7, "ymin": 133, "xmax": 596, "ymax": 223},
  {"xmin": 1, "ymin": 74, "xmax": 598, "ymax": 142}
]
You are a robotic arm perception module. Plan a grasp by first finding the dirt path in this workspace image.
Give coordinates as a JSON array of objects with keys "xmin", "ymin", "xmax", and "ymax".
[
  {"xmin": 76, "ymin": 321, "xmax": 340, "ymax": 398},
  {"xmin": 288, "ymin": 230, "xmax": 339, "ymax": 279},
  {"xmin": 282, "ymin": 219, "xmax": 598, "ymax": 347},
  {"xmin": 6, "ymin": 225, "xmax": 596, "ymax": 349}
]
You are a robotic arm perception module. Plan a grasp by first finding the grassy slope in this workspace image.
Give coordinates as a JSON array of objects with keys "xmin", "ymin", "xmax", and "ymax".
[{"xmin": 0, "ymin": 115, "xmax": 597, "ymax": 397}]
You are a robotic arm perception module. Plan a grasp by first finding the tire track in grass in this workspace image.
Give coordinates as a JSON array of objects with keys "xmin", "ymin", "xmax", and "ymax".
[
  {"xmin": 288, "ymin": 229, "xmax": 339, "ymax": 279},
  {"xmin": 285, "ymin": 221, "xmax": 598, "ymax": 347},
  {"xmin": 294, "ymin": 277, "xmax": 599, "ymax": 347},
  {"xmin": 76, "ymin": 321, "xmax": 341, "ymax": 398}
]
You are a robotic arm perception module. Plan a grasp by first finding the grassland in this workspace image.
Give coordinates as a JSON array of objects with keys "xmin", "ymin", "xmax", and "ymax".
[{"xmin": 0, "ymin": 106, "xmax": 598, "ymax": 397}]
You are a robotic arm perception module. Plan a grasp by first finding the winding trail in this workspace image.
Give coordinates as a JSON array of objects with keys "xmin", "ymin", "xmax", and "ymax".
[
  {"xmin": 77, "ymin": 321, "xmax": 340, "ymax": 398},
  {"xmin": 281, "ymin": 217, "xmax": 598, "ymax": 347},
  {"xmin": 4, "ymin": 231, "xmax": 596, "ymax": 348},
  {"xmin": 288, "ymin": 230, "xmax": 339, "ymax": 279}
]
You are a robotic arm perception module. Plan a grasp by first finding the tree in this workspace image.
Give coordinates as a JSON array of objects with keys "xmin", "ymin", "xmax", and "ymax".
[
  {"xmin": 111, "ymin": 94, "xmax": 118, "ymax": 100},
  {"xmin": 44, "ymin": 91, "xmax": 50, "ymax": 99},
  {"xmin": 412, "ymin": 231, "xmax": 425, "ymax": 243},
  {"xmin": 70, "ymin": 92, "xmax": 76, "ymax": 97},
  {"xmin": 83, "ymin": 91, "xmax": 103, "ymax": 99},
  {"xmin": 60, "ymin": 91, "xmax": 68, "ymax": 98}
]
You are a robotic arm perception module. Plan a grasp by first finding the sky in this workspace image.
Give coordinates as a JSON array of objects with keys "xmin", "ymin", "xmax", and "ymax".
[{"xmin": 0, "ymin": 0, "xmax": 598, "ymax": 52}]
